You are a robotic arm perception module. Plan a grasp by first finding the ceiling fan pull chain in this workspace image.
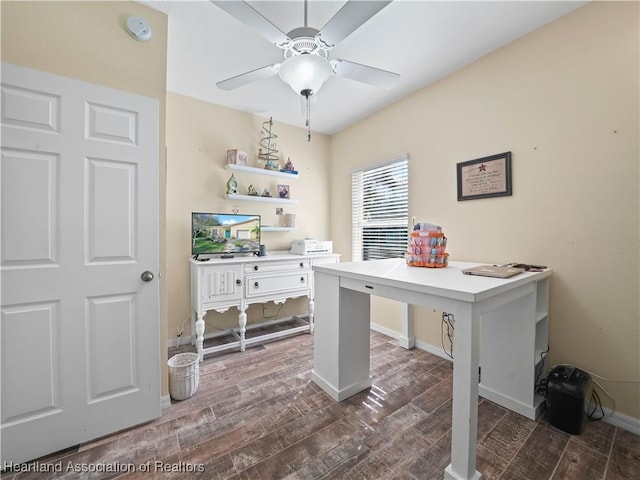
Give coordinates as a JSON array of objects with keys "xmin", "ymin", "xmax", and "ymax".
[
  {"xmin": 306, "ymin": 94, "xmax": 311, "ymax": 142},
  {"xmin": 301, "ymin": 88, "xmax": 312, "ymax": 142}
]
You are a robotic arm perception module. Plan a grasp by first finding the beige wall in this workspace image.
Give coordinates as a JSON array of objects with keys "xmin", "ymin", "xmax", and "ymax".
[
  {"xmin": 166, "ymin": 93, "xmax": 332, "ymax": 338},
  {"xmin": 1, "ymin": 1, "xmax": 170, "ymax": 394},
  {"xmin": 3, "ymin": 0, "xmax": 638, "ymax": 423},
  {"xmin": 330, "ymin": 1, "xmax": 640, "ymax": 419}
]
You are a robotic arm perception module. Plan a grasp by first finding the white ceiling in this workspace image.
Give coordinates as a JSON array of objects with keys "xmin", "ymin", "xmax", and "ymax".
[{"xmin": 142, "ymin": 0, "xmax": 587, "ymax": 136}]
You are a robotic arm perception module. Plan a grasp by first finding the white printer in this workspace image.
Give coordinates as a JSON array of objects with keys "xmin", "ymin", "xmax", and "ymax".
[{"xmin": 290, "ymin": 239, "xmax": 333, "ymax": 255}]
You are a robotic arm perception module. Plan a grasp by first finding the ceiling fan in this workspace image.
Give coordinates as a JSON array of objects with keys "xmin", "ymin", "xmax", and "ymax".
[{"xmin": 211, "ymin": 0, "xmax": 400, "ymax": 138}]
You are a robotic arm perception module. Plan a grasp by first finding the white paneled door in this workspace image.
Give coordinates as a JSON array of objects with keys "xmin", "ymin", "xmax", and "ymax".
[{"xmin": 0, "ymin": 63, "xmax": 161, "ymax": 464}]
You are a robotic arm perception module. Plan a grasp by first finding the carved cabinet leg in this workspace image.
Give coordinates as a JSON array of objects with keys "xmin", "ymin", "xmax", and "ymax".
[
  {"xmin": 308, "ymin": 296, "xmax": 315, "ymax": 333},
  {"xmin": 238, "ymin": 307, "xmax": 248, "ymax": 352},
  {"xmin": 195, "ymin": 313, "xmax": 205, "ymax": 362}
]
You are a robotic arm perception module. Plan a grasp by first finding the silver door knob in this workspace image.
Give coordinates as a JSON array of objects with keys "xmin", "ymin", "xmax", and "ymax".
[{"xmin": 141, "ymin": 271, "xmax": 154, "ymax": 282}]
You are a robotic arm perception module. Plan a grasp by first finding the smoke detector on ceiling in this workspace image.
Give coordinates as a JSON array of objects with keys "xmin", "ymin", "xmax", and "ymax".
[{"xmin": 126, "ymin": 16, "xmax": 152, "ymax": 42}]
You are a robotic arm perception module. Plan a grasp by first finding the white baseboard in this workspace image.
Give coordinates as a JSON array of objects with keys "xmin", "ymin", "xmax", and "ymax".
[
  {"xmin": 370, "ymin": 322, "xmax": 399, "ymax": 340},
  {"xmin": 160, "ymin": 395, "xmax": 172, "ymax": 410},
  {"xmin": 597, "ymin": 408, "xmax": 640, "ymax": 435},
  {"xmin": 370, "ymin": 324, "xmax": 640, "ymax": 435},
  {"xmin": 414, "ymin": 338, "xmax": 455, "ymax": 362},
  {"xmin": 372, "ymin": 322, "xmax": 451, "ymax": 361}
]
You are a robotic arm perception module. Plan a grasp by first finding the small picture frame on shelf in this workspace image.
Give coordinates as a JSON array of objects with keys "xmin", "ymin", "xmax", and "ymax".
[
  {"xmin": 277, "ymin": 184, "xmax": 290, "ymax": 199},
  {"xmin": 227, "ymin": 149, "xmax": 248, "ymax": 166}
]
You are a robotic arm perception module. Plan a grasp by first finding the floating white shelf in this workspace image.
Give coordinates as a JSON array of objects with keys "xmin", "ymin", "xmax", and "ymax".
[
  {"xmin": 261, "ymin": 226, "xmax": 298, "ymax": 232},
  {"xmin": 225, "ymin": 193, "xmax": 299, "ymax": 204},
  {"xmin": 225, "ymin": 164, "xmax": 299, "ymax": 179}
]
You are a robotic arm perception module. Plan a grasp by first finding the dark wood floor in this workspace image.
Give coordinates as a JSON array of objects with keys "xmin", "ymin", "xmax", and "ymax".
[{"xmin": 3, "ymin": 330, "xmax": 639, "ymax": 480}]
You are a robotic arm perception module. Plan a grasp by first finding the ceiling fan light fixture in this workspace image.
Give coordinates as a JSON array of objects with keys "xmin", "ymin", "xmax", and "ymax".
[{"xmin": 278, "ymin": 53, "xmax": 332, "ymax": 96}]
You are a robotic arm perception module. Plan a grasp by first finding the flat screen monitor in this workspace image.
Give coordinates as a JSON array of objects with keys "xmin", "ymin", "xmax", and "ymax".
[{"xmin": 191, "ymin": 212, "xmax": 260, "ymax": 258}]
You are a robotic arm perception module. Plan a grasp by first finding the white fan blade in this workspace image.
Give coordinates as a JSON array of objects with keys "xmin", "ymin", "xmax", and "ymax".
[
  {"xmin": 210, "ymin": 1, "xmax": 290, "ymax": 48},
  {"xmin": 317, "ymin": 0, "xmax": 393, "ymax": 49},
  {"xmin": 331, "ymin": 59, "xmax": 400, "ymax": 89},
  {"xmin": 216, "ymin": 63, "xmax": 281, "ymax": 90}
]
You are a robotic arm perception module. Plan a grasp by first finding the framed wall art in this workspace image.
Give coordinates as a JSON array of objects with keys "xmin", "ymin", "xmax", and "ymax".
[
  {"xmin": 457, "ymin": 151, "xmax": 512, "ymax": 201},
  {"xmin": 277, "ymin": 184, "xmax": 290, "ymax": 199}
]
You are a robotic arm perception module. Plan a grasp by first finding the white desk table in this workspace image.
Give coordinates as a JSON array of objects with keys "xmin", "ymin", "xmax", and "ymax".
[{"xmin": 311, "ymin": 259, "xmax": 551, "ymax": 480}]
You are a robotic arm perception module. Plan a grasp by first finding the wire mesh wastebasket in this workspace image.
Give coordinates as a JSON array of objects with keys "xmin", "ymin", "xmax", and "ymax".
[{"xmin": 168, "ymin": 353, "xmax": 199, "ymax": 401}]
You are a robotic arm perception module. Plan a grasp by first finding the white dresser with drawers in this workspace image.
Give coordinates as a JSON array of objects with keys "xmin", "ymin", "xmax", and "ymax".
[{"xmin": 190, "ymin": 251, "xmax": 339, "ymax": 360}]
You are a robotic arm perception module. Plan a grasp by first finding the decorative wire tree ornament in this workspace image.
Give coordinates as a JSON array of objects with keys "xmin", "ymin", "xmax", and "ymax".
[{"xmin": 257, "ymin": 117, "xmax": 279, "ymax": 170}]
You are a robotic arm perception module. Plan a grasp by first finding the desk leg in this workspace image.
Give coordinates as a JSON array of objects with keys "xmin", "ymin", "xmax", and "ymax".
[
  {"xmin": 311, "ymin": 272, "xmax": 373, "ymax": 401},
  {"xmin": 398, "ymin": 303, "xmax": 415, "ymax": 349},
  {"xmin": 445, "ymin": 302, "xmax": 483, "ymax": 480}
]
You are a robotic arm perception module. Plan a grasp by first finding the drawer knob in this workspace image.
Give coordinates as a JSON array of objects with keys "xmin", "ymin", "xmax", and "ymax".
[
  {"xmin": 236, "ymin": 279, "xmax": 242, "ymax": 285},
  {"xmin": 300, "ymin": 277, "xmax": 305, "ymax": 283},
  {"xmin": 254, "ymin": 281, "xmax": 259, "ymax": 289},
  {"xmin": 299, "ymin": 262, "xmax": 304, "ymax": 268},
  {"xmin": 254, "ymin": 265, "xmax": 259, "ymax": 271}
]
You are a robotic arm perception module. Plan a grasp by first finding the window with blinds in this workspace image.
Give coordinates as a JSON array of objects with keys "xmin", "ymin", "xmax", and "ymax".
[{"xmin": 352, "ymin": 155, "xmax": 408, "ymax": 262}]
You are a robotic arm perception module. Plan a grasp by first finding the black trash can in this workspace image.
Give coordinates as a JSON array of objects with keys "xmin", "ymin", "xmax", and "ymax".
[{"xmin": 545, "ymin": 365, "xmax": 592, "ymax": 435}]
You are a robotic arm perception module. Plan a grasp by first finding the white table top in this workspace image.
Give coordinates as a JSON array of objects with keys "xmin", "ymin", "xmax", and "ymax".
[
  {"xmin": 313, "ymin": 258, "xmax": 551, "ymax": 303},
  {"xmin": 190, "ymin": 250, "xmax": 338, "ymax": 265}
]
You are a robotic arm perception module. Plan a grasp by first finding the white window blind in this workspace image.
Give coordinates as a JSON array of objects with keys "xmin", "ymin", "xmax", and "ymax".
[{"xmin": 352, "ymin": 155, "xmax": 409, "ymax": 262}]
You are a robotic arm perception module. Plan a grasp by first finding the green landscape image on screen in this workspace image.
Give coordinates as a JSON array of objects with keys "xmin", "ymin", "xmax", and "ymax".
[{"xmin": 192, "ymin": 213, "xmax": 260, "ymax": 255}]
